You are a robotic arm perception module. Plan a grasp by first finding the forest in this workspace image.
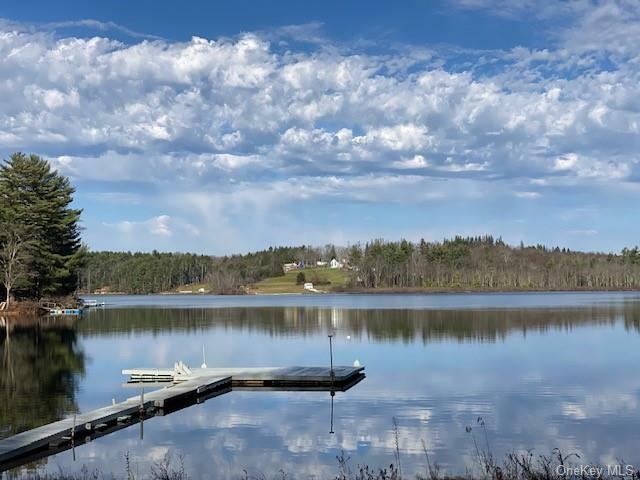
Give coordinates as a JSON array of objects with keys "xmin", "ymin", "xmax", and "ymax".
[
  {"xmin": 79, "ymin": 237, "xmax": 640, "ymax": 294},
  {"xmin": 347, "ymin": 236, "xmax": 640, "ymax": 290},
  {"xmin": 79, "ymin": 246, "xmax": 325, "ymax": 294}
]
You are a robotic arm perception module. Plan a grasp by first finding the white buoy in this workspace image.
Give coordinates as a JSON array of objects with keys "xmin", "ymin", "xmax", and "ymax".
[
  {"xmin": 201, "ymin": 344, "xmax": 207, "ymax": 369},
  {"xmin": 346, "ymin": 335, "xmax": 351, "ymax": 340},
  {"xmin": 353, "ymin": 359, "xmax": 360, "ymax": 367}
]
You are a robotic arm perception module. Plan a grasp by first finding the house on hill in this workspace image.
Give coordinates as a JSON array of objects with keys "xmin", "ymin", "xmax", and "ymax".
[
  {"xmin": 284, "ymin": 258, "xmax": 344, "ymax": 272},
  {"xmin": 282, "ymin": 262, "xmax": 299, "ymax": 273}
]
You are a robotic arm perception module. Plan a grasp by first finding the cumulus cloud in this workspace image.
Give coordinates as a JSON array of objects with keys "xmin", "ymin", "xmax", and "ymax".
[
  {"xmin": 1, "ymin": 5, "xmax": 639, "ymax": 251},
  {"xmin": 393, "ymin": 154, "xmax": 429, "ymax": 169},
  {"xmin": 2, "ymin": 14, "xmax": 640, "ymax": 190}
]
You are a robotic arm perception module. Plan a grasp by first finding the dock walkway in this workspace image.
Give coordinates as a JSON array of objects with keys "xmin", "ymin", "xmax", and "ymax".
[{"xmin": 0, "ymin": 375, "xmax": 231, "ymax": 470}]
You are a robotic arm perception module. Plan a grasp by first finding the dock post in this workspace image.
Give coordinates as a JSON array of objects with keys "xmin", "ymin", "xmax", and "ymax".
[
  {"xmin": 139, "ymin": 387, "xmax": 145, "ymax": 415},
  {"xmin": 329, "ymin": 390, "xmax": 335, "ymax": 434},
  {"xmin": 328, "ymin": 334, "xmax": 334, "ymax": 380},
  {"xmin": 72, "ymin": 414, "xmax": 76, "ymax": 461},
  {"xmin": 140, "ymin": 389, "xmax": 144, "ymax": 441}
]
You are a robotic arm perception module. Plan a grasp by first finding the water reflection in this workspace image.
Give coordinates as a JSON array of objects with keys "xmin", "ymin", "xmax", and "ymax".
[
  {"xmin": 0, "ymin": 316, "xmax": 85, "ymax": 439},
  {"xmin": 79, "ymin": 303, "xmax": 640, "ymax": 342},
  {"xmin": 3, "ymin": 295, "xmax": 640, "ymax": 478}
]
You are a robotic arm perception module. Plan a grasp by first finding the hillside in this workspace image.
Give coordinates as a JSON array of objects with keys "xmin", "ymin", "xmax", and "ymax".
[
  {"xmin": 79, "ymin": 237, "xmax": 640, "ymax": 295},
  {"xmin": 249, "ymin": 267, "xmax": 350, "ymax": 294}
]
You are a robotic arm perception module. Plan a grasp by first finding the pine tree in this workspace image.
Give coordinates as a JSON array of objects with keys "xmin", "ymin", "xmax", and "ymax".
[{"xmin": 0, "ymin": 153, "xmax": 84, "ymax": 299}]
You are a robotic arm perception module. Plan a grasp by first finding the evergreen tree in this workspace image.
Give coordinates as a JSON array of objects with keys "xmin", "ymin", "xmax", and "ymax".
[{"xmin": 0, "ymin": 153, "xmax": 84, "ymax": 299}]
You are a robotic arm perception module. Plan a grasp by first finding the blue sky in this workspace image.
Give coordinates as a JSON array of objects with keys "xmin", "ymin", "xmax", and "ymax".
[{"xmin": 0, "ymin": 0, "xmax": 639, "ymax": 254}]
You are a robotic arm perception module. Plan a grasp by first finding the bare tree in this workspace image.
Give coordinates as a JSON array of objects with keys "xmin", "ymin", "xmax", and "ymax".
[{"xmin": 0, "ymin": 231, "xmax": 26, "ymax": 309}]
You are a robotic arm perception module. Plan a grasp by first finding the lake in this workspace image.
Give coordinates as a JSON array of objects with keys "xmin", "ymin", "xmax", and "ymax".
[{"xmin": 2, "ymin": 292, "xmax": 640, "ymax": 478}]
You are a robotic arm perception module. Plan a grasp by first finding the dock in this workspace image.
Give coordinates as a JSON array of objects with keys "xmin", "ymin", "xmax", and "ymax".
[
  {"xmin": 0, "ymin": 374, "xmax": 231, "ymax": 471},
  {"xmin": 0, "ymin": 363, "xmax": 364, "ymax": 471},
  {"xmin": 82, "ymin": 299, "xmax": 106, "ymax": 308},
  {"xmin": 123, "ymin": 365, "xmax": 365, "ymax": 389},
  {"xmin": 38, "ymin": 301, "xmax": 83, "ymax": 316}
]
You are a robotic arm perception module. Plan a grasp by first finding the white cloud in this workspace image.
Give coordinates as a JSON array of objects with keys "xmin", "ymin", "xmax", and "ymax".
[
  {"xmin": 43, "ymin": 19, "xmax": 164, "ymax": 40},
  {"xmin": 393, "ymin": 154, "xmax": 429, "ymax": 169},
  {"xmin": 514, "ymin": 191, "xmax": 541, "ymax": 199},
  {"xmin": 103, "ymin": 215, "xmax": 200, "ymax": 239},
  {"xmin": 1, "ymin": 18, "xmax": 639, "ymax": 188},
  {"xmin": 554, "ymin": 153, "xmax": 579, "ymax": 171},
  {"xmin": 2, "ymin": 9, "xmax": 640, "ymax": 251},
  {"xmin": 149, "ymin": 215, "xmax": 172, "ymax": 236},
  {"xmin": 567, "ymin": 229, "xmax": 599, "ymax": 236},
  {"xmin": 356, "ymin": 124, "xmax": 431, "ymax": 151}
]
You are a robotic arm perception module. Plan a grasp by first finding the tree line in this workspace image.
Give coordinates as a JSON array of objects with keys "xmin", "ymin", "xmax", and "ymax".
[
  {"xmin": 79, "ymin": 236, "xmax": 640, "ymax": 294},
  {"xmin": 0, "ymin": 153, "xmax": 83, "ymax": 307},
  {"xmin": 80, "ymin": 245, "xmax": 327, "ymax": 294},
  {"xmin": 346, "ymin": 236, "xmax": 640, "ymax": 290}
]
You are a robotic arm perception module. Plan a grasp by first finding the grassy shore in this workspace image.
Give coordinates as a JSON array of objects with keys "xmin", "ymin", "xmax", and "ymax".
[
  {"xmin": 248, "ymin": 267, "xmax": 350, "ymax": 294},
  {"xmin": 0, "ymin": 300, "xmax": 42, "ymax": 316}
]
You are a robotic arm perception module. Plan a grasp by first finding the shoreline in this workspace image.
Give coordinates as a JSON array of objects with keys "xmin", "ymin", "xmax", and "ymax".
[
  {"xmin": 331, "ymin": 286, "xmax": 640, "ymax": 294},
  {"xmin": 76, "ymin": 287, "xmax": 640, "ymax": 297}
]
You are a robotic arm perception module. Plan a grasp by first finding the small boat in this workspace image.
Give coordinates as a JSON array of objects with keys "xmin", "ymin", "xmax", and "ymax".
[{"xmin": 39, "ymin": 301, "xmax": 83, "ymax": 316}]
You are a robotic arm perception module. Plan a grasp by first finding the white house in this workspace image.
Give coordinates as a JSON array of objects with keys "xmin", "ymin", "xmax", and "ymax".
[
  {"xmin": 283, "ymin": 262, "xmax": 299, "ymax": 273},
  {"xmin": 316, "ymin": 260, "xmax": 328, "ymax": 267},
  {"xmin": 330, "ymin": 258, "xmax": 342, "ymax": 269}
]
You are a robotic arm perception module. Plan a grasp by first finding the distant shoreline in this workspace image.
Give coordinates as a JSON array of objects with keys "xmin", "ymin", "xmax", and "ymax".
[
  {"xmin": 331, "ymin": 286, "xmax": 640, "ymax": 294},
  {"xmin": 78, "ymin": 286, "xmax": 640, "ymax": 297}
]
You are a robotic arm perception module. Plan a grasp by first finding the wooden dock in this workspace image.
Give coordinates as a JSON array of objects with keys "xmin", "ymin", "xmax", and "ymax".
[
  {"xmin": 0, "ymin": 364, "xmax": 364, "ymax": 471},
  {"xmin": 0, "ymin": 375, "xmax": 231, "ymax": 471},
  {"xmin": 123, "ymin": 365, "xmax": 365, "ymax": 388}
]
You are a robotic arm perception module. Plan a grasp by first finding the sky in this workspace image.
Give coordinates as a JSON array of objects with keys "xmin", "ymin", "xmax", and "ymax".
[{"xmin": 0, "ymin": 0, "xmax": 639, "ymax": 254}]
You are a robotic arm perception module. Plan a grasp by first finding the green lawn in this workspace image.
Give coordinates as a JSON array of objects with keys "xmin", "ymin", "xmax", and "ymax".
[{"xmin": 250, "ymin": 267, "xmax": 350, "ymax": 294}]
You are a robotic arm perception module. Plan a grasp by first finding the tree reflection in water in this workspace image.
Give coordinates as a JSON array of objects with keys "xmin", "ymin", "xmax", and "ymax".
[
  {"xmin": 78, "ymin": 303, "xmax": 640, "ymax": 343},
  {"xmin": 0, "ymin": 316, "xmax": 85, "ymax": 439}
]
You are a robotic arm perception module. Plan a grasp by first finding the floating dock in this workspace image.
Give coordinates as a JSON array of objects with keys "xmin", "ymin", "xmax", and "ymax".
[
  {"xmin": 123, "ymin": 365, "xmax": 365, "ymax": 389},
  {"xmin": 38, "ymin": 301, "xmax": 83, "ymax": 316},
  {"xmin": 82, "ymin": 299, "xmax": 106, "ymax": 308},
  {"xmin": 0, "ymin": 364, "xmax": 364, "ymax": 471}
]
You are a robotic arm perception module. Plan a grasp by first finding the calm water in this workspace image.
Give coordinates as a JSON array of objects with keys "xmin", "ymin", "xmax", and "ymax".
[{"xmin": 2, "ymin": 292, "xmax": 640, "ymax": 478}]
